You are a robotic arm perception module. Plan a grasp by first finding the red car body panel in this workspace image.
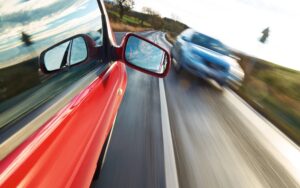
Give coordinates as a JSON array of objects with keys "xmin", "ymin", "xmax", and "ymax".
[{"xmin": 0, "ymin": 61, "xmax": 127, "ymax": 187}]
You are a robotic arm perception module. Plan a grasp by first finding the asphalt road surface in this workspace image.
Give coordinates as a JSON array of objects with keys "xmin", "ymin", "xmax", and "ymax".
[{"xmin": 93, "ymin": 31, "xmax": 300, "ymax": 188}]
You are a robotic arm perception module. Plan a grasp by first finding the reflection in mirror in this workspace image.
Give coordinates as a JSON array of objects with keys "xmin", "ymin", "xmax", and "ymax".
[
  {"xmin": 70, "ymin": 37, "xmax": 88, "ymax": 65},
  {"xmin": 43, "ymin": 36, "xmax": 88, "ymax": 72},
  {"xmin": 125, "ymin": 36, "xmax": 166, "ymax": 74}
]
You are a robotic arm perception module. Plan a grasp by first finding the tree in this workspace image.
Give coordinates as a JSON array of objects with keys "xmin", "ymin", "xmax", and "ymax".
[
  {"xmin": 259, "ymin": 27, "xmax": 270, "ymax": 43},
  {"xmin": 115, "ymin": 0, "xmax": 134, "ymax": 19},
  {"xmin": 140, "ymin": 7, "xmax": 158, "ymax": 26},
  {"xmin": 142, "ymin": 7, "xmax": 163, "ymax": 30},
  {"xmin": 171, "ymin": 13, "xmax": 180, "ymax": 22},
  {"xmin": 142, "ymin": 7, "xmax": 160, "ymax": 17},
  {"xmin": 134, "ymin": 7, "xmax": 148, "ymax": 26},
  {"xmin": 21, "ymin": 31, "xmax": 33, "ymax": 46}
]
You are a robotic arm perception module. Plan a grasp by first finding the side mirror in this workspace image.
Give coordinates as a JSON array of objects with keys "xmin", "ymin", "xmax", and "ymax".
[
  {"xmin": 120, "ymin": 33, "xmax": 171, "ymax": 77},
  {"xmin": 39, "ymin": 35, "xmax": 89, "ymax": 73}
]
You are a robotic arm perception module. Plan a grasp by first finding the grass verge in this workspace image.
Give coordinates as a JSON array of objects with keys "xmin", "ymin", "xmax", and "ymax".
[
  {"xmin": 234, "ymin": 55, "xmax": 300, "ymax": 145},
  {"xmin": 110, "ymin": 22, "xmax": 149, "ymax": 32}
]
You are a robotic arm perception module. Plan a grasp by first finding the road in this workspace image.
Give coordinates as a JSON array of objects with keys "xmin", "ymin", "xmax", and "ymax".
[{"xmin": 93, "ymin": 31, "xmax": 300, "ymax": 188}]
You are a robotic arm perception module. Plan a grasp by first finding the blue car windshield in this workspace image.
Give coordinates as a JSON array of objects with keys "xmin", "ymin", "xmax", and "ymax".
[{"xmin": 191, "ymin": 33, "xmax": 229, "ymax": 56}]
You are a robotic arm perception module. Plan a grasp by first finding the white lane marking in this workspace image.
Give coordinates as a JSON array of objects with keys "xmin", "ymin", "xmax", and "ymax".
[
  {"xmin": 224, "ymin": 88, "xmax": 300, "ymax": 185},
  {"xmin": 159, "ymin": 78, "xmax": 179, "ymax": 188}
]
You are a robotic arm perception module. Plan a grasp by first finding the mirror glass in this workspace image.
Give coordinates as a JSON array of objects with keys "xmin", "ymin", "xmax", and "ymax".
[
  {"xmin": 44, "ymin": 41, "xmax": 70, "ymax": 71},
  {"xmin": 43, "ymin": 36, "xmax": 87, "ymax": 72},
  {"xmin": 125, "ymin": 36, "xmax": 166, "ymax": 74}
]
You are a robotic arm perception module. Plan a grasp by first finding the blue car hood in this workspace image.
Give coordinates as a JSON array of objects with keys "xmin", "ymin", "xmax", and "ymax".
[{"xmin": 189, "ymin": 44, "xmax": 231, "ymax": 70}]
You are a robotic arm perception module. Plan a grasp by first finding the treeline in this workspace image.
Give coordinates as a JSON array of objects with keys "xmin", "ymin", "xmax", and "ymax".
[
  {"xmin": 233, "ymin": 52, "xmax": 300, "ymax": 145},
  {"xmin": 104, "ymin": 0, "xmax": 188, "ymax": 37}
]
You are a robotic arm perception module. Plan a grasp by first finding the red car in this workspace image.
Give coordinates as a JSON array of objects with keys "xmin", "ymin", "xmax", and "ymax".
[{"xmin": 0, "ymin": 0, "xmax": 170, "ymax": 187}]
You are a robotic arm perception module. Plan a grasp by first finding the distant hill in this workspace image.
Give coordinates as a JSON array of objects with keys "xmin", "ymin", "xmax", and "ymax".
[{"xmin": 162, "ymin": 17, "xmax": 188, "ymax": 38}]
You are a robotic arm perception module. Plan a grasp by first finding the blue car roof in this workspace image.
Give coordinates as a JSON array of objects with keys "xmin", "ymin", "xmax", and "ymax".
[{"xmin": 181, "ymin": 29, "xmax": 229, "ymax": 56}]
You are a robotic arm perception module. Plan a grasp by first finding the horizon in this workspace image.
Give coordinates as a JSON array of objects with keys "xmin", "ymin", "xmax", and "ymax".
[{"xmin": 131, "ymin": 0, "xmax": 300, "ymax": 71}]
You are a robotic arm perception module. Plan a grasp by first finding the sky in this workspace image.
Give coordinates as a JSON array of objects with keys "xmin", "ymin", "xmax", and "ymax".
[{"xmin": 133, "ymin": 0, "xmax": 300, "ymax": 71}]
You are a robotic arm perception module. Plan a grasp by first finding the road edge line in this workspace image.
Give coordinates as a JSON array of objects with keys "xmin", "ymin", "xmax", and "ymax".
[{"xmin": 159, "ymin": 78, "xmax": 179, "ymax": 188}]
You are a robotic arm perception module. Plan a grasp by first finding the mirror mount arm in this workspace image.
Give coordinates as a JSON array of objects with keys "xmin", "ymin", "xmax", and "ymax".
[
  {"xmin": 113, "ymin": 46, "xmax": 124, "ymax": 61},
  {"xmin": 112, "ymin": 33, "xmax": 130, "ymax": 62}
]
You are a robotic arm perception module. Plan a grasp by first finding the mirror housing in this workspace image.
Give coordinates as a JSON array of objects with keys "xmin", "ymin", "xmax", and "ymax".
[{"xmin": 117, "ymin": 33, "xmax": 171, "ymax": 77}]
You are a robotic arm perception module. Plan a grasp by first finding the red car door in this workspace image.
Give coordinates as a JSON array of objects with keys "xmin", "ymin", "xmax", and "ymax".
[
  {"xmin": 0, "ymin": 0, "xmax": 126, "ymax": 187},
  {"xmin": 0, "ymin": 0, "xmax": 171, "ymax": 186}
]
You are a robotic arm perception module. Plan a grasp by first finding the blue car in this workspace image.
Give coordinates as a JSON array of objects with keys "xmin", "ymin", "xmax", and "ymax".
[{"xmin": 171, "ymin": 29, "xmax": 244, "ymax": 86}]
